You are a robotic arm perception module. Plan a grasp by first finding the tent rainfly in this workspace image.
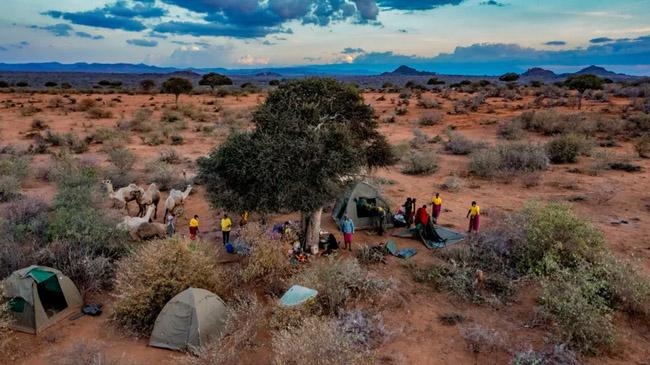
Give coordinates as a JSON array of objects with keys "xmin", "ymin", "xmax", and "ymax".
[
  {"xmin": 3, "ymin": 265, "xmax": 83, "ymax": 334},
  {"xmin": 280, "ymin": 285, "xmax": 318, "ymax": 307},
  {"xmin": 331, "ymin": 181, "xmax": 392, "ymax": 230},
  {"xmin": 149, "ymin": 288, "xmax": 228, "ymax": 352}
]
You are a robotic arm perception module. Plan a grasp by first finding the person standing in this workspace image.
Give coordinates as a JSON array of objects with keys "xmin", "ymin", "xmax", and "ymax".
[
  {"xmin": 415, "ymin": 204, "xmax": 429, "ymax": 227},
  {"xmin": 404, "ymin": 197, "xmax": 413, "ymax": 228},
  {"xmin": 466, "ymin": 201, "xmax": 480, "ymax": 233},
  {"xmin": 431, "ymin": 193, "xmax": 442, "ymax": 224},
  {"xmin": 375, "ymin": 206, "xmax": 386, "ymax": 236},
  {"xmin": 340, "ymin": 214, "xmax": 355, "ymax": 251},
  {"xmin": 239, "ymin": 211, "xmax": 249, "ymax": 227},
  {"xmin": 166, "ymin": 212, "xmax": 175, "ymax": 237},
  {"xmin": 189, "ymin": 215, "xmax": 199, "ymax": 240},
  {"xmin": 221, "ymin": 213, "xmax": 232, "ymax": 245}
]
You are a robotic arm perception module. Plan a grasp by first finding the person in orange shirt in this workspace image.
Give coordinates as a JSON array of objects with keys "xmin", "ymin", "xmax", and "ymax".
[
  {"xmin": 431, "ymin": 192, "xmax": 442, "ymax": 223},
  {"xmin": 189, "ymin": 215, "xmax": 199, "ymax": 240},
  {"xmin": 466, "ymin": 201, "xmax": 480, "ymax": 233}
]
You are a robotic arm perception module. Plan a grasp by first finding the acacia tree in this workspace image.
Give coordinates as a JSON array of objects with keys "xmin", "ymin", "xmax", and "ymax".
[
  {"xmin": 198, "ymin": 78, "xmax": 394, "ymax": 250},
  {"xmin": 139, "ymin": 79, "xmax": 156, "ymax": 92},
  {"xmin": 161, "ymin": 77, "xmax": 193, "ymax": 104},
  {"xmin": 499, "ymin": 72, "xmax": 520, "ymax": 82},
  {"xmin": 565, "ymin": 74, "xmax": 604, "ymax": 110},
  {"xmin": 198, "ymin": 72, "xmax": 233, "ymax": 92}
]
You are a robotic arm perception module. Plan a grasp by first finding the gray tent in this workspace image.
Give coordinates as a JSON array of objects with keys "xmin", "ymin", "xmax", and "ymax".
[
  {"xmin": 3, "ymin": 265, "xmax": 83, "ymax": 334},
  {"xmin": 149, "ymin": 288, "xmax": 228, "ymax": 352},
  {"xmin": 331, "ymin": 181, "xmax": 393, "ymax": 230}
]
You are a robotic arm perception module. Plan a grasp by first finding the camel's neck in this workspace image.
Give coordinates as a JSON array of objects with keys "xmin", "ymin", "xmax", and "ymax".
[{"xmin": 183, "ymin": 187, "xmax": 192, "ymax": 198}]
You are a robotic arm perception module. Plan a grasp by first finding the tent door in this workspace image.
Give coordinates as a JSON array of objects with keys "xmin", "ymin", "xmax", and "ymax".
[
  {"xmin": 36, "ymin": 276, "xmax": 68, "ymax": 318},
  {"xmin": 356, "ymin": 197, "xmax": 377, "ymax": 218}
]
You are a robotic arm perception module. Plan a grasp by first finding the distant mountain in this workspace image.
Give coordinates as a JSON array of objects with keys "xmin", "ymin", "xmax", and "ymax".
[
  {"xmin": 521, "ymin": 67, "xmax": 557, "ymax": 78},
  {"xmin": 572, "ymin": 65, "xmax": 623, "ymax": 78},
  {"xmin": 254, "ymin": 71, "xmax": 282, "ymax": 77},
  {"xmin": 381, "ymin": 65, "xmax": 436, "ymax": 76},
  {"xmin": 0, "ymin": 62, "xmax": 186, "ymax": 74}
]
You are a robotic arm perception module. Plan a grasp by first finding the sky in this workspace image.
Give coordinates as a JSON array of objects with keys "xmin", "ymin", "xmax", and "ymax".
[{"xmin": 1, "ymin": 0, "xmax": 649, "ymax": 75}]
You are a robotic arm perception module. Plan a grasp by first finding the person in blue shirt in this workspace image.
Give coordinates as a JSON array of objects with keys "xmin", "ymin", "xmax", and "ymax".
[{"xmin": 340, "ymin": 214, "xmax": 355, "ymax": 251}]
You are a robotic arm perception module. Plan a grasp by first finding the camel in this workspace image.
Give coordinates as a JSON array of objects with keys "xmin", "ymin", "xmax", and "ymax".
[
  {"xmin": 163, "ymin": 185, "xmax": 192, "ymax": 220},
  {"xmin": 117, "ymin": 205, "xmax": 155, "ymax": 231},
  {"xmin": 102, "ymin": 180, "xmax": 142, "ymax": 213},
  {"xmin": 130, "ymin": 222, "xmax": 167, "ymax": 241},
  {"xmin": 136, "ymin": 183, "xmax": 161, "ymax": 219}
]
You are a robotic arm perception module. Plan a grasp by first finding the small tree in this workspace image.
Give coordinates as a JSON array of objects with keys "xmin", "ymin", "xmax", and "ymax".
[
  {"xmin": 565, "ymin": 74, "xmax": 604, "ymax": 110},
  {"xmin": 44, "ymin": 81, "xmax": 58, "ymax": 87},
  {"xmin": 139, "ymin": 79, "xmax": 156, "ymax": 92},
  {"xmin": 199, "ymin": 72, "xmax": 233, "ymax": 93},
  {"xmin": 198, "ymin": 78, "xmax": 394, "ymax": 250},
  {"xmin": 161, "ymin": 77, "xmax": 193, "ymax": 104},
  {"xmin": 499, "ymin": 72, "xmax": 520, "ymax": 82}
]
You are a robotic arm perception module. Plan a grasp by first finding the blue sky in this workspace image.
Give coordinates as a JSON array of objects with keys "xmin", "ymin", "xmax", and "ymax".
[{"xmin": 1, "ymin": 0, "xmax": 649, "ymax": 75}]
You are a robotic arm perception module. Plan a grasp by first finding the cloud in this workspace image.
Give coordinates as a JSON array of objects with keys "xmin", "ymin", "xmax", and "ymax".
[
  {"xmin": 480, "ymin": 0, "xmax": 506, "ymax": 6},
  {"xmin": 154, "ymin": 21, "xmax": 290, "ymax": 38},
  {"xmin": 376, "ymin": 0, "xmax": 465, "ymax": 11},
  {"xmin": 31, "ymin": 23, "xmax": 73, "ymax": 37},
  {"xmin": 0, "ymin": 41, "xmax": 29, "ymax": 51},
  {"xmin": 147, "ymin": 32, "xmax": 168, "ymax": 39},
  {"xmin": 350, "ymin": 35, "xmax": 650, "ymax": 74},
  {"xmin": 544, "ymin": 40, "xmax": 566, "ymax": 46},
  {"xmin": 238, "ymin": 54, "xmax": 270, "ymax": 65},
  {"xmin": 126, "ymin": 38, "xmax": 158, "ymax": 47},
  {"xmin": 262, "ymin": 40, "xmax": 275, "ymax": 45},
  {"xmin": 398, "ymin": 28, "xmax": 407, "ymax": 33},
  {"xmin": 43, "ymin": 9, "xmax": 146, "ymax": 31},
  {"xmin": 75, "ymin": 31, "xmax": 104, "ymax": 40},
  {"xmin": 590, "ymin": 37, "xmax": 613, "ymax": 43},
  {"xmin": 342, "ymin": 47, "xmax": 365, "ymax": 54},
  {"xmin": 104, "ymin": 0, "xmax": 166, "ymax": 18}
]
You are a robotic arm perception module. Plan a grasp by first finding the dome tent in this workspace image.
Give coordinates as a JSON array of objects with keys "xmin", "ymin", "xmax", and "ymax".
[
  {"xmin": 3, "ymin": 265, "xmax": 83, "ymax": 334},
  {"xmin": 331, "ymin": 181, "xmax": 393, "ymax": 230},
  {"xmin": 149, "ymin": 288, "xmax": 228, "ymax": 352}
]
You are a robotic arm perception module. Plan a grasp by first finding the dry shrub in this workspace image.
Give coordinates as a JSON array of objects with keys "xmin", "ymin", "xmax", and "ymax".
[
  {"xmin": 441, "ymin": 175, "xmax": 462, "ymax": 192},
  {"xmin": 445, "ymin": 131, "xmax": 486, "ymax": 155},
  {"xmin": 158, "ymin": 147, "xmax": 182, "ymax": 164},
  {"xmin": 419, "ymin": 111, "xmax": 443, "ymax": 126},
  {"xmin": 521, "ymin": 172, "xmax": 542, "ymax": 188},
  {"xmin": 239, "ymin": 223, "xmax": 292, "ymax": 289},
  {"xmin": 0, "ymin": 293, "xmax": 12, "ymax": 356},
  {"xmin": 86, "ymin": 107, "xmax": 113, "ymax": 119},
  {"xmin": 340, "ymin": 310, "xmax": 388, "ymax": 350},
  {"xmin": 511, "ymin": 344, "xmax": 579, "ymax": 365},
  {"xmin": 295, "ymin": 257, "xmax": 388, "ymax": 315},
  {"xmin": 356, "ymin": 244, "xmax": 387, "ymax": 265},
  {"xmin": 518, "ymin": 109, "xmax": 578, "ymax": 135},
  {"xmin": 112, "ymin": 238, "xmax": 228, "ymax": 335},
  {"xmin": 106, "ymin": 147, "xmax": 135, "ymax": 171},
  {"xmin": 272, "ymin": 316, "xmax": 365, "ymax": 365},
  {"xmin": 460, "ymin": 324, "xmax": 504, "ymax": 355},
  {"xmin": 634, "ymin": 134, "xmax": 650, "ymax": 158},
  {"xmin": 546, "ymin": 134, "xmax": 593, "ymax": 164},
  {"xmin": 187, "ymin": 295, "xmax": 265, "ymax": 365},
  {"xmin": 401, "ymin": 150, "xmax": 438, "ymax": 175},
  {"xmin": 161, "ymin": 109, "xmax": 183, "ymax": 123},
  {"xmin": 145, "ymin": 160, "xmax": 178, "ymax": 191},
  {"xmin": 417, "ymin": 96, "xmax": 440, "ymax": 109},
  {"xmin": 470, "ymin": 143, "xmax": 548, "ymax": 178},
  {"xmin": 77, "ymin": 98, "xmax": 97, "ymax": 111},
  {"xmin": 497, "ymin": 119, "xmax": 525, "ymax": 140}
]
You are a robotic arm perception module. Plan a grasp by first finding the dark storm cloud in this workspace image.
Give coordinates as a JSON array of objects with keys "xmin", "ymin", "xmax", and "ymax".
[
  {"xmin": 544, "ymin": 40, "xmax": 566, "ymax": 46},
  {"xmin": 44, "ymin": 9, "xmax": 146, "ymax": 31},
  {"xmin": 590, "ymin": 37, "xmax": 613, "ymax": 43},
  {"xmin": 375, "ymin": 0, "xmax": 465, "ymax": 11},
  {"xmin": 126, "ymin": 38, "xmax": 158, "ymax": 47},
  {"xmin": 351, "ymin": 35, "xmax": 650, "ymax": 73},
  {"xmin": 342, "ymin": 47, "xmax": 365, "ymax": 54},
  {"xmin": 480, "ymin": 0, "xmax": 506, "ymax": 6}
]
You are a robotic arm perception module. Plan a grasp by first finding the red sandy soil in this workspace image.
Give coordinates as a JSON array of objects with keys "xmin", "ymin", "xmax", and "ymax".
[{"xmin": 1, "ymin": 89, "xmax": 649, "ymax": 365}]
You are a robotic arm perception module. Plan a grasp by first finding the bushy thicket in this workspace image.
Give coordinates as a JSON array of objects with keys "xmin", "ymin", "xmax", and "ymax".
[
  {"xmin": 469, "ymin": 143, "xmax": 549, "ymax": 178},
  {"xmin": 0, "ymin": 154, "xmax": 30, "ymax": 202},
  {"xmin": 546, "ymin": 134, "xmax": 593, "ymax": 164},
  {"xmin": 239, "ymin": 224, "xmax": 293, "ymax": 290},
  {"xmin": 413, "ymin": 202, "xmax": 650, "ymax": 355},
  {"xmin": 445, "ymin": 131, "xmax": 486, "ymax": 155},
  {"xmin": 401, "ymin": 150, "xmax": 439, "ymax": 175},
  {"xmin": 112, "ymin": 239, "xmax": 228, "ymax": 335}
]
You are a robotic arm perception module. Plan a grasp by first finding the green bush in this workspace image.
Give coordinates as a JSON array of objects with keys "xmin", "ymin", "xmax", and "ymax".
[
  {"xmin": 107, "ymin": 147, "xmax": 136, "ymax": 171},
  {"xmin": 401, "ymin": 150, "xmax": 438, "ymax": 175},
  {"xmin": 112, "ymin": 238, "xmax": 228, "ymax": 335},
  {"xmin": 546, "ymin": 134, "xmax": 592, "ymax": 164},
  {"xmin": 0, "ymin": 155, "xmax": 30, "ymax": 202}
]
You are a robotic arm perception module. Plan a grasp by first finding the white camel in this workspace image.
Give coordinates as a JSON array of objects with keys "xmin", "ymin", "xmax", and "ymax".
[
  {"xmin": 102, "ymin": 180, "xmax": 142, "ymax": 213},
  {"xmin": 163, "ymin": 185, "xmax": 192, "ymax": 220},
  {"xmin": 136, "ymin": 183, "xmax": 161, "ymax": 219},
  {"xmin": 117, "ymin": 205, "xmax": 155, "ymax": 231}
]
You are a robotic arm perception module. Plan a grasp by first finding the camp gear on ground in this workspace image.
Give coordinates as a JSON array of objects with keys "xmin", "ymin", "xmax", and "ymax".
[
  {"xmin": 331, "ymin": 182, "xmax": 393, "ymax": 230},
  {"xmin": 225, "ymin": 242, "xmax": 234, "ymax": 253},
  {"xmin": 149, "ymin": 288, "xmax": 227, "ymax": 352},
  {"xmin": 385, "ymin": 240, "xmax": 418, "ymax": 259},
  {"xmin": 82, "ymin": 303, "xmax": 103, "ymax": 316},
  {"xmin": 392, "ymin": 225, "xmax": 465, "ymax": 249},
  {"xmin": 280, "ymin": 285, "xmax": 318, "ymax": 307},
  {"xmin": 3, "ymin": 265, "xmax": 83, "ymax": 334}
]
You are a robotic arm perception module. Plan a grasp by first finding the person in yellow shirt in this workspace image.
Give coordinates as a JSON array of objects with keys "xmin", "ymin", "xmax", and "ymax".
[
  {"xmin": 431, "ymin": 192, "xmax": 442, "ymax": 223},
  {"xmin": 189, "ymin": 215, "xmax": 199, "ymax": 240},
  {"xmin": 466, "ymin": 201, "xmax": 480, "ymax": 233},
  {"xmin": 221, "ymin": 213, "xmax": 233, "ymax": 245}
]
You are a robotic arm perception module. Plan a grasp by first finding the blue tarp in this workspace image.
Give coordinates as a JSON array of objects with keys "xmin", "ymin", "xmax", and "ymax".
[
  {"xmin": 385, "ymin": 240, "xmax": 417, "ymax": 259},
  {"xmin": 280, "ymin": 285, "xmax": 318, "ymax": 307}
]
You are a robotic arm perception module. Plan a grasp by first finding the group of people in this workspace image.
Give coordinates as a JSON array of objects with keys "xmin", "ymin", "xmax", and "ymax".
[
  {"xmin": 402, "ymin": 192, "xmax": 444, "ymax": 228},
  {"xmin": 181, "ymin": 212, "xmax": 242, "ymax": 247}
]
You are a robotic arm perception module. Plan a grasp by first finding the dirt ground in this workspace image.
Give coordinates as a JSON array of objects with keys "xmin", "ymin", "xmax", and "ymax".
[{"xmin": 1, "ymin": 88, "xmax": 649, "ymax": 365}]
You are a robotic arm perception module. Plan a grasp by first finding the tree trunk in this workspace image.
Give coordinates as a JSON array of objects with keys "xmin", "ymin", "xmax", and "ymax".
[
  {"xmin": 301, "ymin": 208, "xmax": 322, "ymax": 253},
  {"xmin": 175, "ymin": 94, "xmax": 180, "ymax": 105},
  {"xmin": 577, "ymin": 92, "xmax": 582, "ymax": 110}
]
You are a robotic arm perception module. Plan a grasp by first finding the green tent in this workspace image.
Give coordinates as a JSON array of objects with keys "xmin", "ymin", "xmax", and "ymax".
[
  {"xmin": 2, "ymin": 265, "xmax": 83, "ymax": 334},
  {"xmin": 331, "ymin": 181, "xmax": 393, "ymax": 230},
  {"xmin": 149, "ymin": 288, "xmax": 228, "ymax": 352}
]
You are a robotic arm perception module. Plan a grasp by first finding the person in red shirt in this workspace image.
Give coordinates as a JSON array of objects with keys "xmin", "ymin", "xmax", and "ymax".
[{"xmin": 415, "ymin": 204, "xmax": 429, "ymax": 227}]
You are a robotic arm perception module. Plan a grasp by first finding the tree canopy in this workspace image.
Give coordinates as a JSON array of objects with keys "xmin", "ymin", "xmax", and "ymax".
[
  {"xmin": 499, "ymin": 72, "xmax": 520, "ymax": 82},
  {"xmin": 564, "ymin": 74, "xmax": 604, "ymax": 109},
  {"xmin": 198, "ymin": 78, "xmax": 394, "ymax": 216},
  {"xmin": 199, "ymin": 72, "xmax": 233, "ymax": 91},
  {"xmin": 139, "ymin": 79, "xmax": 156, "ymax": 92},
  {"xmin": 161, "ymin": 77, "xmax": 193, "ymax": 104}
]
